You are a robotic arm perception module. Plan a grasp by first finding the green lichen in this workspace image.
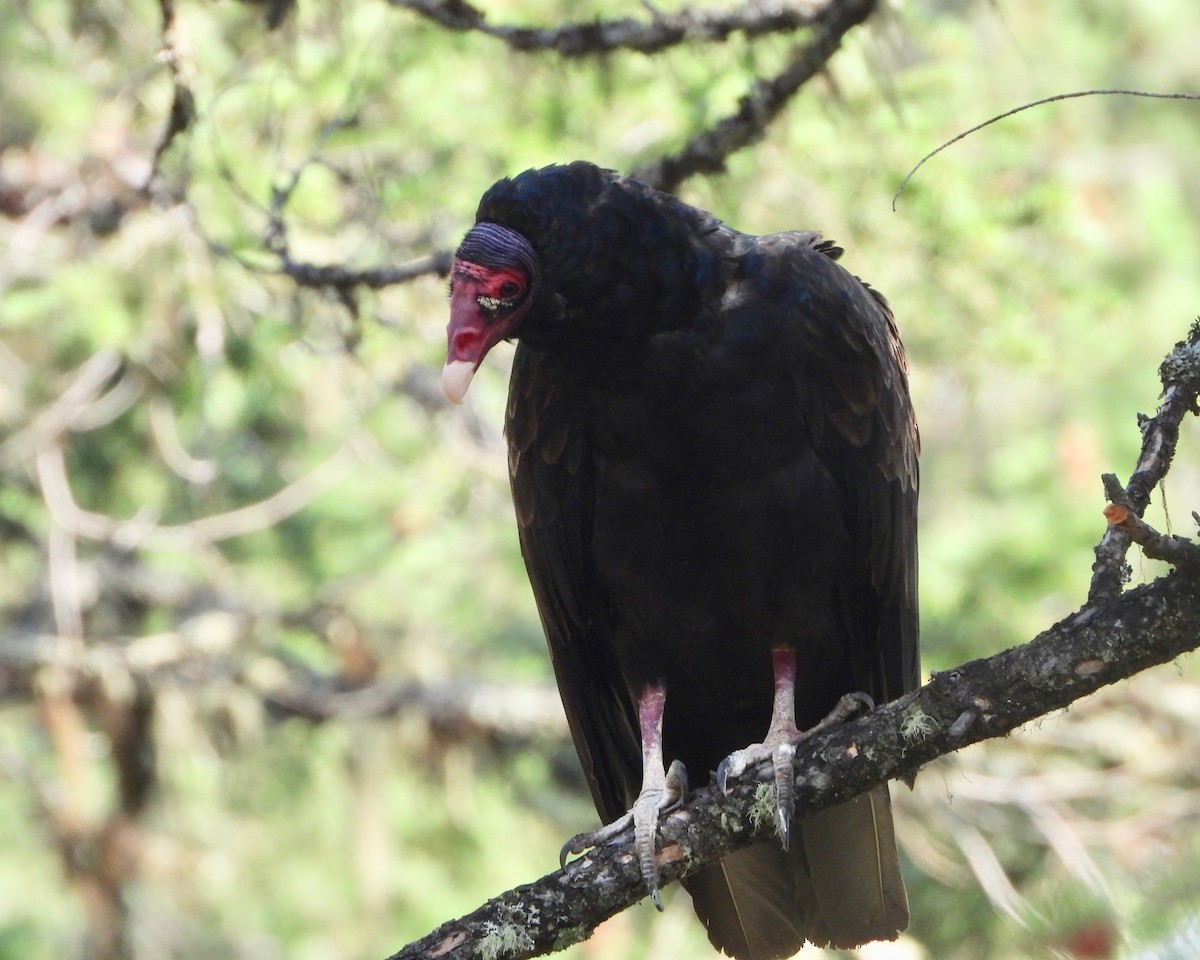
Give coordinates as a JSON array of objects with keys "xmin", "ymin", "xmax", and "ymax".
[
  {"xmin": 749, "ymin": 781, "xmax": 777, "ymax": 832},
  {"xmin": 1158, "ymin": 326, "xmax": 1200, "ymax": 387},
  {"xmin": 479, "ymin": 925, "xmax": 534, "ymax": 960},
  {"xmin": 551, "ymin": 925, "xmax": 589, "ymax": 951},
  {"xmin": 479, "ymin": 902, "xmax": 537, "ymax": 960},
  {"xmin": 900, "ymin": 706, "xmax": 937, "ymax": 742}
]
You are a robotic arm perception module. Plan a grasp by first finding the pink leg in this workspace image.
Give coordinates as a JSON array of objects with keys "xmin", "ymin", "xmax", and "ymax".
[
  {"xmin": 716, "ymin": 647, "xmax": 871, "ymax": 849},
  {"xmin": 560, "ymin": 683, "xmax": 687, "ymax": 909},
  {"xmin": 764, "ymin": 647, "xmax": 801, "ymax": 742}
]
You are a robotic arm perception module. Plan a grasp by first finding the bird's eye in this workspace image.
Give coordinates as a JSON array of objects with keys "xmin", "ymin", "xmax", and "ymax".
[{"xmin": 499, "ymin": 280, "xmax": 521, "ymax": 299}]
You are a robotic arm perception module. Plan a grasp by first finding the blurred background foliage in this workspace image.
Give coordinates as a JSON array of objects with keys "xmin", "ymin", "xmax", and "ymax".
[{"xmin": 2, "ymin": 0, "xmax": 1200, "ymax": 958}]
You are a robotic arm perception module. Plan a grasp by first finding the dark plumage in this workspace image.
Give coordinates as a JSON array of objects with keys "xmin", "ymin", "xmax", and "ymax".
[{"xmin": 443, "ymin": 161, "xmax": 919, "ymax": 959}]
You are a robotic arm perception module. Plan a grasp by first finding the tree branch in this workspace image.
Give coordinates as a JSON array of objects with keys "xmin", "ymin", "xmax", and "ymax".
[
  {"xmin": 244, "ymin": 110, "xmax": 455, "ymax": 304},
  {"xmin": 2, "ymin": 620, "xmax": 567, "ymax": 750},
  {"xmin": 32, "ymin": 436, "xmax": 367, "ymax": 551},
  {"xmin": 387, "ymin": 569, "xmax": 1200, "ymax": 960},
  {"xmin": 391, "ymin": 0, "xmax": 824, "ymax": 57},
  {"xmin": 259, "ymin": 1, "xmax": 877, "ymax": 296},
  {"xmin": 145, "ymin": 0, "xmax": 196, "ymax": 194},
  {"xmin": 1090, "ymin": 319, "xmax": 1200, "ymax": 601},
  {"xmin": 632, "ymin": 0, "xmax": 877, "ymax": 192},
  {"xmin": 1101, "ymin": 501, "xmax": 1200, "ymax": 569},
  {"xmin": 273, "ymin": 251, "xmax": 455, "ymax": 293}
]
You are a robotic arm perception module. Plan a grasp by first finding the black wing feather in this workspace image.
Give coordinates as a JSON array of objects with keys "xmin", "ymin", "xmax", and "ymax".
[
  {"xmin": 506, "ymin": 343, "xmax": 641, "ymax": 822},
  {"xmin": 765, "ymin": 234, "xmax": 920, "ymax": 704}
]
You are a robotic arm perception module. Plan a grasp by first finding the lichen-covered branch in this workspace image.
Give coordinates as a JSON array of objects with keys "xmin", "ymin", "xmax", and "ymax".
[
  {"xmin": 1090, "ymin": 320, "xmax": 1200, "ymax": 601},
  {"xmin": 387, "ymin": 570, "xmax": 1200, "ymax": 960},
  {"xmin": 1101, "ymin": 502, "xmax": 1200, "ymax": 569},
  {"xmin": 632, "ymin": 0, "xmax": 877, "ymax": 193},
  {"xmin": 391, "ymin": 0, "xmax": 824, "ymax": 57}
]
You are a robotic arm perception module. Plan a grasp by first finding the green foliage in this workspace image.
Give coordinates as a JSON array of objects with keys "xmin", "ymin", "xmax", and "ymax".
[{"xmin": 2, "ymin": 1, "xmax": 1200, "ymax": 958}]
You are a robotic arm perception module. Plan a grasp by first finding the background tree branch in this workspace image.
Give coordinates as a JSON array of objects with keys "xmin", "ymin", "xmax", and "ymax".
[
  {"xmin": 392, "ymin": 0, "xmax": 825, "ymax": 56},
  {"xmin": 632, "ymin": 0, "xmax": 877, "ymax": 191},
  {"xmin": 222, "ymin": 0, "xmax": 877, "ymax": 297}
]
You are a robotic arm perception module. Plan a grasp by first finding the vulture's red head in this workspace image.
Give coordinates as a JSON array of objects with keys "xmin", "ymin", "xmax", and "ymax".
[{"xmin": 443, "ymin": 222, "xmax": 541, "ymax": 404}]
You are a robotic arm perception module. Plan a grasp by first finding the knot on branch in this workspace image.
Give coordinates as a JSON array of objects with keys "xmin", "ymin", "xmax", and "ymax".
[{"xmin": 1158, "ymin": 317, "xmax": 1200, "ymax": 399}]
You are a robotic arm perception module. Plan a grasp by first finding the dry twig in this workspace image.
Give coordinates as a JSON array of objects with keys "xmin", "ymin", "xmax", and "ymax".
[
  {"xmin": 1090, "ymin": 320, "xmax": 1200, "ymax": 600},
  {"xmin": 893, "ymin": 90, "xmax": 1200, "ymax": 210}
]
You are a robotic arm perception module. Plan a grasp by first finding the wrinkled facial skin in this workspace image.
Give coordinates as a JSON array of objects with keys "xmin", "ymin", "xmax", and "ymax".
[
  {"xmin": 443, "ymin": 259, "xmax": 535, "ymax": 404},
  {"xmin": 446, "ymin": 261, "xmax": 529, "ymax": 359}
]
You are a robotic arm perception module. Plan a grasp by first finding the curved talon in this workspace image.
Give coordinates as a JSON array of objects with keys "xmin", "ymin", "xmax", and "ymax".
[
  {"xmin": 715, "ymin": 751, "xmax": 748, "ymax": 795},
  {"xmin": 832, "ymin": 691, "xmax": 875, "ymax": 721},
  {"xmin": 715, "ymin": 654, "xmax": 879, "ymax": 854},
  {"xmin": 559, "ymin": 810, "xmax": 635, "ymax": 868},
  {"xmin": 665, "ymin": 760, "xmax": 689, "ymax": 811},
  {"xmin": 559, "ymin": 833, "xmax": 588, "ymax": 869},
  {"xmin": 559, "ymin": 758, "xmax": 686, "ymax": 911},
  {"xmin": 772, "ymin": 741, "xmax": 797, "ymax": 849}
]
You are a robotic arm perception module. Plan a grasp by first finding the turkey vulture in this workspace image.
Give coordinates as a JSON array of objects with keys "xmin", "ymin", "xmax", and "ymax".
[{"xmin": 442, "ymin": 161, "xmax": 919, "ymax": 959}]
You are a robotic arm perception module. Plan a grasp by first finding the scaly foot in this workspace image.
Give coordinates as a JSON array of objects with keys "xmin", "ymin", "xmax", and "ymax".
[
  {"xmin": 560, "ymin": 758, "xmax": 688, "ymax": 908},
  {"xmin": 716, "ymin": 647, "xmax": 873, "ymax": 850},
  {"xmin": 559, "ymin": 684, "xmax": 688, "ymax": 909}
]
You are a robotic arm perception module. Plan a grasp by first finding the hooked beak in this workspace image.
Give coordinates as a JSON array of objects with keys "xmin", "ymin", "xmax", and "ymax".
[
  {"xmin": 442, "ymin": 278, "xmax": 497, "ymax": 405},
  {"xmin": 441, "ymin": 359, "xmax": 477, "ymax": 407}
]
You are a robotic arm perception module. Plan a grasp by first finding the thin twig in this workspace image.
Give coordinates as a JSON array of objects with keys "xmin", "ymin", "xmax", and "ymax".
[
  {"xmin": 148, "ymin": 398, "xmax": 218, "ymax": 485},
  {"xmin": 1101, "ymin": 503, "xmax": 1200, "ymax": 569},
  {"xmin": 276, "ymin": 250, "xmax": 455, "ymax": 291},
  {"xmin": 145, "ymin": 0, "xmax": 197, "ymax": 192},
  {"xmin": 893, "ymin": 90, "xmax": 1200, "ymax": 210},
  {"xmin": 255, "ymin": 108, "xmax": 454, "ymax": 296},
  {"xmin": 1, "ymin": 350, "xmax": 125, "ymax": 465}
]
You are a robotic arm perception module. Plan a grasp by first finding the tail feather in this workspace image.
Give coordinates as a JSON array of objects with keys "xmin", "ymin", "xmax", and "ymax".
[
  {"xmin": 683, "ymin": 786, "xmax": 908, "ymax": 959},
  {"xmin": 798, "ymin": 786, "xmax": 909, "ymax": 949},
  {"xmin": 683, "ymin": 845, "xmax": 810, "ymax": 960}
]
